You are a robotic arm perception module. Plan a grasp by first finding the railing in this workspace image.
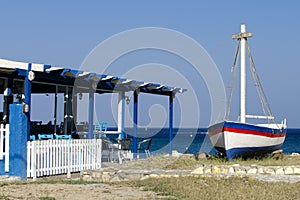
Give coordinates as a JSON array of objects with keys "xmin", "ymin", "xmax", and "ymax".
[
  {"xmin": 27, "ymin": 139, "xmax": 102, "ymax": 179},
  {"xmin": 0, "ymin": 124, "xmax": 10, "ymax": 172}
]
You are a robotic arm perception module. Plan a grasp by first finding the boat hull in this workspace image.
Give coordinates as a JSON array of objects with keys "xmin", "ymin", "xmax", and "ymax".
[{"xmin": 208, "ymin": 121, "xmax": 286, "ymax": 160}]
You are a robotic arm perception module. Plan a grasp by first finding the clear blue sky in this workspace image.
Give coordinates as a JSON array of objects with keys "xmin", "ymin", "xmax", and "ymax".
[{"xmin": 0, "ymin": 1, "xmax": 299, "ymax": 128}]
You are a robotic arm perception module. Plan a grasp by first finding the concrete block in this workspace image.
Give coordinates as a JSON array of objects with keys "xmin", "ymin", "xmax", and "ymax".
[
  {"xmin": 221, "ymin": 167, "xmax": 229, "ymax": 174},
  {"xmin": 149, "ymin": 174, "xmax": 159, "ymax": 178},
  {"xmin": 257, "ymin": 167, "xmax": 264, "ymax": 174},
  {"xmin": 293, "ymin": 167, "xmax": 300, "ymax": 174},
  {"xmin": 229, "ymin": 167, "xmax": 235, "ymax": 174},
  {"xmin": 264, "ymin": 168, "xmax": 275, "ymax": 175},
  {"xmin": 191, "ymin": 166, "xmax": 204, "ymax": 174},
  {"xmin": 284, "ymin": 167, "xmax": 294, "ymax": 175},
  {"xmin": 102, "ymin": 172, "xmax": 111, "ymax": 182},
  {"xmin": 275, "ymin": 168, "xmax": 285, "ymax": 175},
  {"xmin": 247, "ymin": 168, "xmax": 258, "ymax": 174},
  {"xmin": 110, "ymin": 175, "xmax": 121, "ymax": 182},
  {"xmin": 235, "ymin": 167, "xmax": 246, "ymax": 174},
  {"xmin": 212, "ymin": 166, "xmax": 221, "ymax": 174},
  {"xmin": 204, "ymin": 166, "xmax": 212, "ymax": 174}
]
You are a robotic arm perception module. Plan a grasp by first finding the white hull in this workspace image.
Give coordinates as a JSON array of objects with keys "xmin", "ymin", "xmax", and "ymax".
[{"xmin": 208, "ymin": 121, "xmax": 286, "ymax": 159}]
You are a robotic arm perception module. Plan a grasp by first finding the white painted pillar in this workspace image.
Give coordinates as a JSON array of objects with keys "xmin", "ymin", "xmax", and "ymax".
[{"xmin": 117, "ymin": 92, "xmax": 125, "ymax": 139}]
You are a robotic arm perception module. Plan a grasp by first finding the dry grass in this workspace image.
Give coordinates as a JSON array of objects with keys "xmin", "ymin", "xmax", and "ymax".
[
  {"xmin": 127, "ymin": 176, "xmax": 300, "ymax": 200},
  {"xmin": 117, "ymin": 155, "xmax": 300, "ymax": 199},
  {"xmin": 162, "ymin": 154, "xmax": 300, "ymax": 170},
  {"xmin": 116, "ymin": 154, "xmax": 300, "ymax": 171}
]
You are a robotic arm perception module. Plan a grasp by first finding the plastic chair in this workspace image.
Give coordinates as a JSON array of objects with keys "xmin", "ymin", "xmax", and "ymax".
[
  {"xmin": 30, "ymin": 135, "xmax": 36, "ymax": 141},
  {"xmin": 56, "ymin": 134, "xmax": 72, "ymax": 140},
  {"xmin": 119, "ymin": 138, "xmax": 131, "ymax": 150},
  {"xmin": 101, "ymin": 138, "xmax": 114, "ymax": 162},
  {"xmin": 138, "ymin": 138, "xmax": 152, "ymax": 158},
  {"xmin": 94, "ymin": 122, "xmax": 108, "ymax": 138},
  {"xmin": 38, "ymin": 134, "xmax": 54, "ymax": 140},
  {"xmin": 117, "ymin": 138, "xmax": 133, "ymax": 163},
  {"xmin": 94, "ymin": 121, "xmax": 108, "ymax": 132}
]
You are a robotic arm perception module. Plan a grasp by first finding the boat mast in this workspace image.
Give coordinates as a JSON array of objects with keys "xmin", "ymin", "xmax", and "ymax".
[{"xmin": 232, "ymin": 24, "xmax": 252, "ymax": 123}]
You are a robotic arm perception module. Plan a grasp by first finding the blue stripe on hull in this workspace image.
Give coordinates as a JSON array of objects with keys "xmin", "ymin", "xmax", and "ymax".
[
  {"xmin": 224, "ymin": 121, "xmax": 285, "ymax": 134},
  {"xmin": 226, "ymin": 144, "xmax": 283, "ymax": 160}
]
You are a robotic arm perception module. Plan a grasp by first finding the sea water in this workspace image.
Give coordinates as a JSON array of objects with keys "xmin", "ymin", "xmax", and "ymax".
[{"xmin": 122, "ymin": 128, "xmax": 300, "ymax": 156}]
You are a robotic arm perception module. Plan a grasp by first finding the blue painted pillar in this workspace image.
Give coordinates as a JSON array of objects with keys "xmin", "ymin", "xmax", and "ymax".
[
  {"xmin": 133, "ymin": 90, "xmax": 138, "ymax": 158},
  {"xmin": 24, "ymin": 63, "xmax": 32, "ymax": 141},
  {"xmin": 9, "ymin": 103, "xmax": 28, "ymax": 179},
  {"xmin": 88, "ymin": 87, "xmax": 94, "ymax": 139},
  {"xmin": 169, "ymin": 93, "xmax": 174, "ymax": 156}
]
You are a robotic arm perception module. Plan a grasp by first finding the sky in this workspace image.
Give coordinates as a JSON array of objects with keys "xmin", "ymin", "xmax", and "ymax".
[{"xmin": 0, "ymin": 1, "xmax": 300, "ymax": 128}]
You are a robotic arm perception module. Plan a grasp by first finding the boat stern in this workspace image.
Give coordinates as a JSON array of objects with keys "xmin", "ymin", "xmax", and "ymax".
[{"xmin": 208, "ymin": 121, "xmax": 226, "ymax": 154}]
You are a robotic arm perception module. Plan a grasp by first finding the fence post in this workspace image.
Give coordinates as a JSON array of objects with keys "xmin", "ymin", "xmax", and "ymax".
[
  {"xmin": 67, "ymin": 139, "xmax": 71, "ymax": 179},
  {"xmin": 0, "ymin": 124, "xmax": 3, "ymax": 160},
  {"xmin": 32, "ymin": 141, "xmax": 37, "ymax": 180},
  {"xmin": 4, "ymin": 124, "xmax": 10, "ymax": 172}
]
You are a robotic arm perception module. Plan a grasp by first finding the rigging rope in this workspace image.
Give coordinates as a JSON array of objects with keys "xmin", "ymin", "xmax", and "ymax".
[
  {"xmin": 225, "ymin": 40, "xmax": 240, "ymax": 120},
  {"xmin": 218, "ymin": 38, "xmax": 280, "ymax": 129},
  {"xmin": 246, "ymin": 40, "xmax": 279, "ymax": 127}
]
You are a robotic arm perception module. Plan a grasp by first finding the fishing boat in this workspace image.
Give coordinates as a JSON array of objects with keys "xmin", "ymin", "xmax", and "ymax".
[{"xmin": 208, "ymin": 24, "xmax": 287, "ymax": 160}]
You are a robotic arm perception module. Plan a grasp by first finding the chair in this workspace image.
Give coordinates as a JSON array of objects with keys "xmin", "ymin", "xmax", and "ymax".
[
  {"xmin": 101, "ymin": 138, "xmax": 113, "ymax": 162},
  {"xmin": 38, "ymin": 134, "xmax": 54, "ymax": 140},
  {"xmin": 56, "ymin": 134, "xmax": 72, "ymax": 140},
  {"xmin": 29, "ymin": 135, "xmax": 36, "ymax": 141},
  {"xmin": 137, "ymin": 138, "xmax": 152, "ymax": 158},
  {"xmin": 100, "ymin": 121, "xmax": 108, "ymax": 132},
  {"xmin": 94, "ymin": 121, "xmax": 108, "ymax": 138},
  {"xmin": 117, "ymin": 138, "xmax": 133, "ymax": 163}
]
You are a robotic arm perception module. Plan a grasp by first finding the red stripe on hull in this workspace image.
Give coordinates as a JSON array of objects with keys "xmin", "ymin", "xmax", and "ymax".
[{"xmin": 224, "ymin": 127, "xmax": 286, "ymax": 138}]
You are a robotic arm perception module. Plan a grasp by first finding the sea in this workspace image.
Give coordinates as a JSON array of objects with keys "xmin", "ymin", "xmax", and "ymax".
[{"xmin": 114, "ymin": 128, "xmax": 300, "ymax": 156}]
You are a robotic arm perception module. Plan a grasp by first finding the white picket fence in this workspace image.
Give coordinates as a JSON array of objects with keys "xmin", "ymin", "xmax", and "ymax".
[
  {"xmin": 27, "ymin": 139, "xmax": 102, "ymax": 179},
  {"xmin": 0, "ymin": 124, "xmax": 10, "ymax": 172}
]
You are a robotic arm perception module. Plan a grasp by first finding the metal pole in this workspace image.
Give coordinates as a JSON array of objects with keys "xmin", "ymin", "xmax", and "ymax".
[
  {"xmin": 88, "ymin": 87, "xmax": 94, "ymax": 139},
  {"xmin": 68, "ymin": 87, "xmax": 73, "ymax": 134},
  {"xmin": 240, "ymin": 24, "xmax": 246, "ymax": 123},
  {"xmin": 54, "ymin": 85, "xmax": 58, "ymax": 134},
  {"xmin": 72, "ymin": 90, "xmax": 77, "ymax": 133},
  {"xmin": 133, "ymin": 90, "xmax": 138, "ymax": 159},
  {"xmin": 64, "ymin": 86, "xmax": 68, "ymax": 134}
]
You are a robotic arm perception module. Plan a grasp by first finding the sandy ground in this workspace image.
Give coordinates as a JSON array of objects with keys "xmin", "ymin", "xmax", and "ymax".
[
  {"xmin": 1, "ymin": 182, "xmax": 161, "ymax": 200},
  {"xmin": 0, "ymin": 157, "xmax": 175, "ymax": 200}
]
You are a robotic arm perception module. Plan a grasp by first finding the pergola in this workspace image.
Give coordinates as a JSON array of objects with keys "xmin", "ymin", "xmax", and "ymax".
[{"xmin": 0, "ymin": 58, "xmax": 186, "ymax": 157}]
